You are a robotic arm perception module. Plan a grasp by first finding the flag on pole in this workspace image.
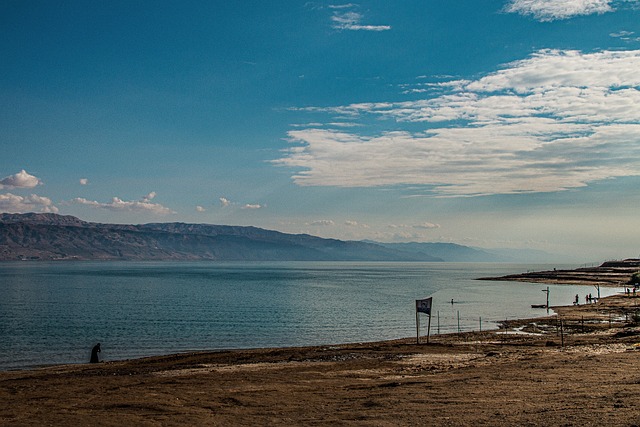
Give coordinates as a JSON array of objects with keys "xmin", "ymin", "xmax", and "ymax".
[{"xmin": 416, "ymin": 297, "xmax": 432, "ymax": 315}]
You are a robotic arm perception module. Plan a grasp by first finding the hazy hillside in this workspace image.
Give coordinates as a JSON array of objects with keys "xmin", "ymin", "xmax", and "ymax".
[
  {"xmin": 0, "ymin": 213, "xmax": 559, "ymax": 262},
  {"xmin": 370, "ymin": 242, "xmax": 507, "ymax": 262},
  {"xmin": 372, "ymin": 241, "xmax": 561, "ymax": 263},
  {"xmin": 0, "ymin": 213, "xmax": 439, "ymax": 262}
]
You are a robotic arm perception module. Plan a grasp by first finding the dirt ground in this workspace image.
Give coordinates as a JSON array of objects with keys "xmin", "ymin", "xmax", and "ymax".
[{"xmin": 3, "ymin": 294, "xmax": 640, "ymax": 426}]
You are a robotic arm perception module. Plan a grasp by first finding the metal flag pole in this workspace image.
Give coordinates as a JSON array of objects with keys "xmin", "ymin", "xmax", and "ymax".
[
  {"xmin": 415, "ymin": 297, "xmax": 433, "ymax": 345},
  {"xmin": 416, "ymin": 308, "xmax": 420, "ymax": 345}
]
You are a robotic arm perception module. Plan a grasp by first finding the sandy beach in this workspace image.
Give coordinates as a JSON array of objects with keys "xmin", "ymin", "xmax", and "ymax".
[{"xmin": 2, "ymin": 290, "xmax": 640, "ymax": 426}]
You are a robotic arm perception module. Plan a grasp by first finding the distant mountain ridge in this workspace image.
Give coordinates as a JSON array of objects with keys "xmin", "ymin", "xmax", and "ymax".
[
  {"xmin": 0, "ymin": 213, "xmax": 439, "ymax": 262},
  {"xmin": 0, "ymin": 213, "xmax": 557, "ymax": 262},
  {"xmin": 370, "ymin": 242, "xmax": 506, "ymax": 262}
]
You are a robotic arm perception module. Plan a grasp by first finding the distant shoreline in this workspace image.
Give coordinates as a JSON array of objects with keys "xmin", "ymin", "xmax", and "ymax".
[{"xmin": 478, "ymin": 258, "xmax": 639, "ymax": 287}]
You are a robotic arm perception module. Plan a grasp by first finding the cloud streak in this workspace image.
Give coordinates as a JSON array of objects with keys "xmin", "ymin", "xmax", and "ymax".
[
  {"xmin": 330, "ymin": 4, "xmax": 390, "ymax": 31},
  {"xmin": 505, "ymin": 0, "xmax": 615, "ymax": 21},
  {"xmin": 308, "ymin": 219, "xmax": 335, "ymax": 226},
  {"xmin": 276, "ymin": 49, "xmax": 640, "ymax": 196},
  {"xmin": 241, "ymin": 203, "xmax": 264, "ymax": 210},
  {"xmin": 72, "ymin": 194, "xmax": 175, "ymax": 214}
]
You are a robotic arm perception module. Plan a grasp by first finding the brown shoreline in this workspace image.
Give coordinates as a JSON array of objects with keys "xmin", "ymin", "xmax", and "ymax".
[
  {"xmin": 478, "ymin": 258, "xmax": 640, "ymax": 287},
  {"xmin": 3, "ymin": 293, "xmax": 640, "ymax": 426}
]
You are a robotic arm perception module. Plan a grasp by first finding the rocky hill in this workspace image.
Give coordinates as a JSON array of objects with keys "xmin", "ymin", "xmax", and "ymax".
[{"xmin": 0, "ymin": 213, "xmax": 442, "ymax": 262}]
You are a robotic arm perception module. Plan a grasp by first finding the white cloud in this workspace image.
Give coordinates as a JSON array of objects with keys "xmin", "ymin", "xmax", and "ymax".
[
  {"xmin": 0, "ymin": 193, "xmax": 58, "ymax": 213},
  {"xmin": 610, "ymin": 30, "xmax": 640, "ymax": 42},
  {"xmin": 389, "ymin": 222, "xmax": 439, "ymax": 230},
  {"xmin": 413, "ymin": 222, "xmax": 440, "ymax": 229},
  {"xmin": 276, "ymin": 49, "xmax": 640, "ymax": 196},
  {"xmin": 0, "ymin": 170, "xmax": 42, "ymax": 189},
  {"xmin": 505, "ymin": 0, "xmax": 614, "ymax": 21},
  {"xmin": 345, "ymin": 220, "xmax": 368, "ymax": 228},
  {"xmin": 72, "ymin": 194, "xmax": 175, "ymax": 215},
  {"xmin": 329, "ymin": 4, "xmax": 358, "ymax": 9},
  {"xmin": 141, "ymin": 192, "xmax": 156, "ymax": 202},
  {"xmin": 308, "ymin": 220, "xmax": 335, "ymax": 226},
  {"xmin": 196, "ymin": 205, "xmax": 206, "ymax": 212},
  {"xmin": 79, "ymin": 178, "xmax": 89, "ymax": 185},
  {"xmin": 330, "ymin": 5, "xmax": 391, "ymax": 31},
  {"xmin": 611, "ymin": 30, "xmax": 635, "ymax": 38},
  {"xmin": 218, "ymin": 197, "xmax": 264, "ymax": 210}
]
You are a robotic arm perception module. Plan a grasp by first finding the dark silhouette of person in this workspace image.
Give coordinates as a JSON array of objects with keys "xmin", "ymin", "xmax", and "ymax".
[{"xmin": 90, "ymin": 343, "xmax": 101, "ymax": 363}]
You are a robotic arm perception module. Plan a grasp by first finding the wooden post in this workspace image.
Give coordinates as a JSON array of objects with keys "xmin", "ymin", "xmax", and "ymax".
[
  {"xmin": 457, "ymin": 310, "xmax": 460, "ymax": 333},
  {"xmin": 427, "ymin": 312, "xmax": 431, "ymax": 344},
  {"xmin": 560, "ymin": 319, "xmax": 565, "ymax": 348},
  {"xmin": 546, "ymin": 286, "xmax": 550, "ymax": 309},
  {"xmin": 437, "ymin": 311, "xmax": 440, "ymax": 335}
]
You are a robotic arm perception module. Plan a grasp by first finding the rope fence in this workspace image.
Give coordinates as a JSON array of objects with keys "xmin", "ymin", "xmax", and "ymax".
[{"xmin": 423, "ymin": 305, "xmax": 640, "ymax": 344}]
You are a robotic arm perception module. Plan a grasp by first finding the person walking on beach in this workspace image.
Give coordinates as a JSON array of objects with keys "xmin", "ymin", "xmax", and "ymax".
[{"xmin": 90, "ymin": 343, "xmax": 101, "ymax": 363}]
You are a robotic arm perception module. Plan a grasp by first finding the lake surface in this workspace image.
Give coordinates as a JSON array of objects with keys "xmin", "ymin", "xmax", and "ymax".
[{"xmin": 0, "ymin": 261, "xmax": 622, "ymax": 370}]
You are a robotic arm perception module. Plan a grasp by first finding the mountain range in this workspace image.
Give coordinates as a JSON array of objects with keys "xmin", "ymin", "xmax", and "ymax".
[{"xmin": 0, "ymin": 213, "xmax": 554, "ymax": 262}]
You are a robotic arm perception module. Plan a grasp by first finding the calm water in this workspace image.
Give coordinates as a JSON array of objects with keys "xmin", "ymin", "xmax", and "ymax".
[{"xmin": 0, "ymin": 261, "xmax": 622, "ymax": 370}]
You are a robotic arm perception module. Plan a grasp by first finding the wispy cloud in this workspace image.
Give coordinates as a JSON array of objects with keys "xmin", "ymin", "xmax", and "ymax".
[
  {"xmin": 330, "ymin": 4, "xmax": 391, "ymax": 31},
  {"xmin": 389, "ymin": 222, "xmax": 440, "ymax": 230},
  {"xmin": 380, "ymin": 222, "xmax": 441, "ymax": 241},
  {"xmin": 504, "ymin": 0, "xmax": 616, "ymax": 21},
  {"xmin": 413, "ymin": 222, "xmax": 440, "ymax": 230},
  {"xmin": 0, "ymin": 193, "xmax": 58, "ymax": 213},
  {"xmin": 276, "ymin": 49, "xmax": 640, "ymax": 197},
  {"xmin": 0, "ymin": 170, "xmax": 42, "ymax": 189},
  {"xmin": 195, "ymin": 205, "xmax": 206, "ymax": 212},
  {"xmin": 79, "ymin": 178, "xmax": 89, "ymax": 185},
  {"xmin": 308, "ymin": 219, "xmax": 335, "ymax": 226},
  {"xmin": 72, "ymin": 193, "xmax": 175, "ymax": 214},
  {"xmin": 345, "ymin": 220, "xmax": 368, "ymax": 228},
  {"xmin": 610, "ymin": 30, "xmax": 640, "ymax": 42},
  {"xmin": 329, "ymin": 3, "xmax": 357, "ymax": 9},
  {"xmin": 219, "ymin": 197, "xmax": 264, "ymax": 210},
  {"xmin": 241, "ymin": 203, "xmax": 264, "ymax": 210},
  {"xmin": 141, "ymin": 192, "xmax": 156, "ymax": 203},
  {"xmin": 611, "ymin": 30, "xmax": 635, "ymax": 38}
]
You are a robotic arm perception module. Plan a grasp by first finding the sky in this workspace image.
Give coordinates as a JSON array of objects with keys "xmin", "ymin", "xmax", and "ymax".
[{"xmin": 1, "ymin": 0, "xmax": 640, "ymax": 262}]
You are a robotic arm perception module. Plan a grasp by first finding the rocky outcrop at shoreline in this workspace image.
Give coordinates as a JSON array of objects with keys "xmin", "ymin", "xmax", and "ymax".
[{"xmin": 479, "ymin": 258, "xmax": 640, "ymax": 286}]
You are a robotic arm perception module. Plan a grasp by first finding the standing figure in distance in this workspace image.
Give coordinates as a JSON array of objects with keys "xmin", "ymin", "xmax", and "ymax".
[{"xmin": 90, "ymin": 343, "xmax": 101, "ymax": 363}]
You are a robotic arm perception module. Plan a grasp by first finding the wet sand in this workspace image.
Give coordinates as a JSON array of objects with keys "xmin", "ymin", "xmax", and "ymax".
[{"xmin": 2, "ymin": 294, "xmax": 640, "ymax": 426}]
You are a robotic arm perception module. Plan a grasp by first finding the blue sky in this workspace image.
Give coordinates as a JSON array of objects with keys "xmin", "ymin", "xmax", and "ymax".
[{"xmin": 1, "ymin": 0, "xmax": 640, "ymax": 261}]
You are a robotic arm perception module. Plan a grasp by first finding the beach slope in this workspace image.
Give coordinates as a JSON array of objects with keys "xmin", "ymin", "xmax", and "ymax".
[{"xmin": 3, "ymin": 295, "xmax": 640, "ymax": 425}]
